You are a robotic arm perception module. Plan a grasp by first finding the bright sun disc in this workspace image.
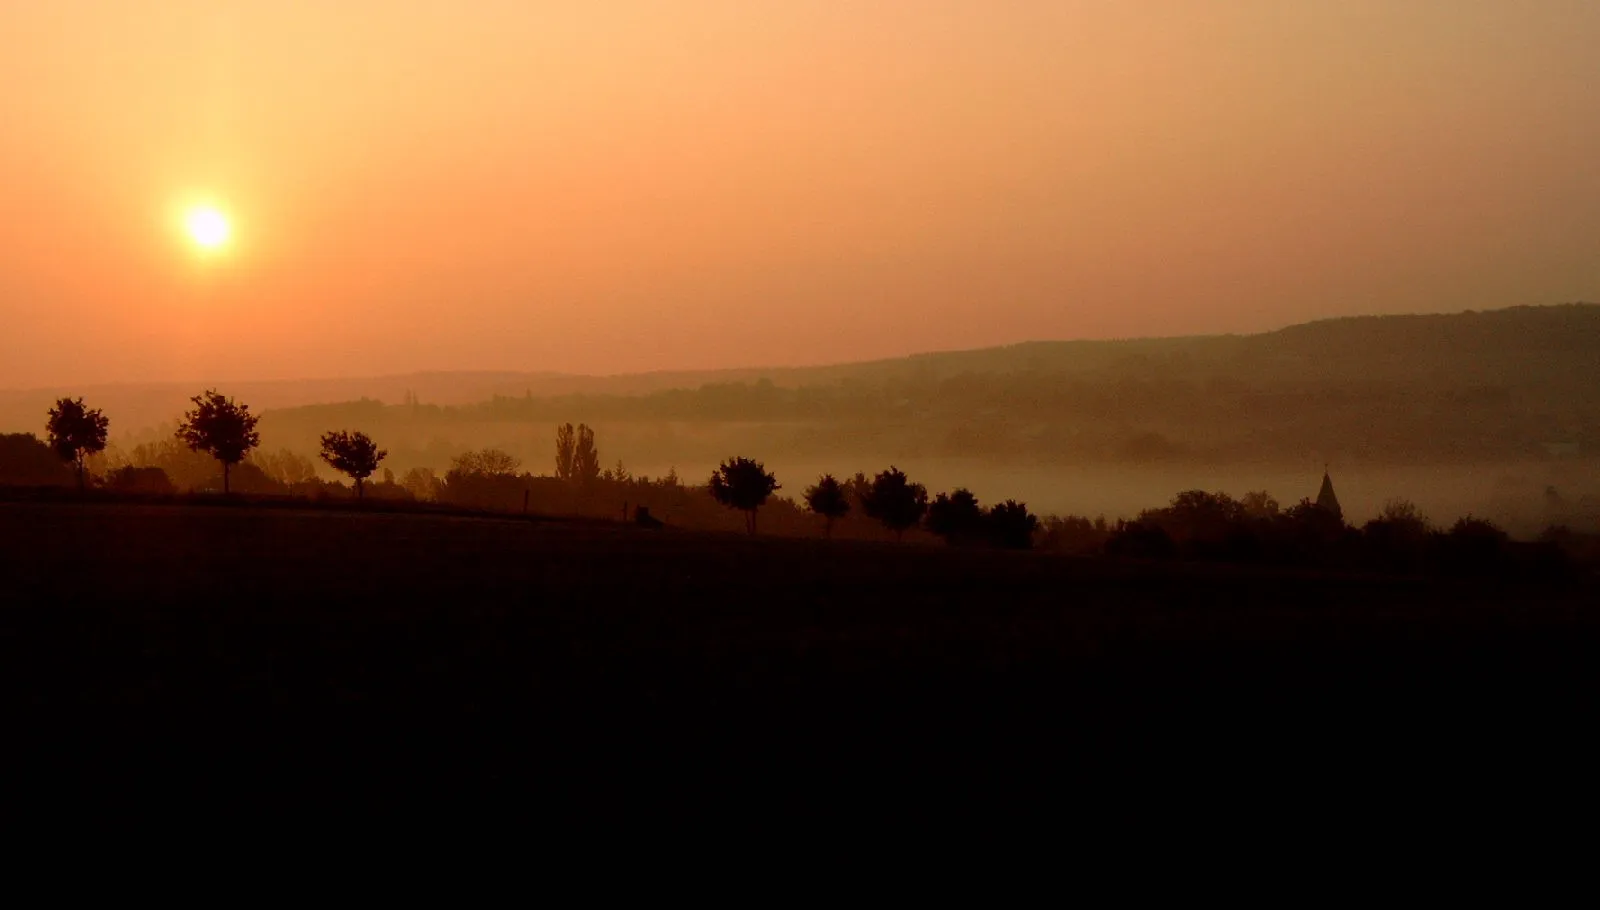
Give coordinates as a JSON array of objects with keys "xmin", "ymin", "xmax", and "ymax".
[{"xmin": 186, "ymin": 207, "xmax": 231, "ymax": 249}]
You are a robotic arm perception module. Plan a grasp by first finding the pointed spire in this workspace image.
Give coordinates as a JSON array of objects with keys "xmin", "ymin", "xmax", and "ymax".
[{"xmin": 1316, "ymin": 468, "xmax": 1343, "ymax": 521}]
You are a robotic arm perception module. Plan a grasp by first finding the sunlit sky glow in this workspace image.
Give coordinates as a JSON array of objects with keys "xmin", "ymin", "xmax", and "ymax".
[{"xmin": 2, "ymin": 1, "xmax": 1597, "ymax": 387}]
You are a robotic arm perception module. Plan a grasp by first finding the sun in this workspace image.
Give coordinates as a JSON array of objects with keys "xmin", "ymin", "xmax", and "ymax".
[{"xmin": 185, "ymin": 206, "xmax": 231, "ymax": 250}]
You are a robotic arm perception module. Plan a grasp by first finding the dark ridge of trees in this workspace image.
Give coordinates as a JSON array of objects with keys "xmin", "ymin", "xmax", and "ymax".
[
  {"xmin": 803, "ymin": 474, "xmax": 850, "ymax": 538},
  {"xmin": 0, "ymin": 383, "xmax": 1594, "ymax": 578},
  {"xmin": 176, "ymin": 390, "xmax": 261, "ymax": 494},
  {"xmin": 708, "ymin": 457, "xmax": 780, "ymax": 535},
  {"xmin": 925, "ymin": 489, "xmax": 1041, "ymax": 550},
  {"xmin": 319, "ymin": 431, "xmax": 387, "ymax": 499},
  {"xmin": 0, "ymin": 434, "xmax": 73, "ymax": 488},
  {"xmin": 861, "ymin": 467, "xmax": 928, "ymax": 542},
  {"xmin": 45, "ymin": 397, "xmax": 109, "ymax": 492}
]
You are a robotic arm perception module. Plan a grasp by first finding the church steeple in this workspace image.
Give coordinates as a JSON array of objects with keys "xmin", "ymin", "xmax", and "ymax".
[{"xmin": 1315, "ymin": 465, "xmax": 1343, "ymax": 521}]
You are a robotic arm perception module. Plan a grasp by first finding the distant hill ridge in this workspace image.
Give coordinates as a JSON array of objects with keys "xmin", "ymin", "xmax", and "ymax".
[{"xmin": 1, "ymin": 303, "xmax": 1595, "ymax": 435}]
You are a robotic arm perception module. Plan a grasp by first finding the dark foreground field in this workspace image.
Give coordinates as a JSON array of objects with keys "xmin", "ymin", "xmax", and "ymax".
[{"xmin": 3, "ymin": 501, "xmax": 1597, "ymax": 818}]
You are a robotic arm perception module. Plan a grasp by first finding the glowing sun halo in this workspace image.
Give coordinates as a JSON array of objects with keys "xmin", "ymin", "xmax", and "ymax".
[{"xmin": 185, "ymin": 206, "xmax": 231, "ymax": 250}]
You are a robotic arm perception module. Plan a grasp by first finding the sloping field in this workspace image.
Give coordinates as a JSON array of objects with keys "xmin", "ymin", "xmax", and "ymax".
[{"xmin": 2, "ymin": 502, "xmax": 1596, "ymax": 816}]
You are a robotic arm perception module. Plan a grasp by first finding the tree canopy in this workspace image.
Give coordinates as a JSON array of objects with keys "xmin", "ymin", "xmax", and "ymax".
[
  {"xmin": 803, "ymin": 474, "xmax": 850, "ymax": 537},
  {"xmin": 708, "ymin": 456, "xmax": 780, "ymax": 534},
  {"xmin": 175, "ymin": 390, "xmax": 261, "ymax": 493},
  {"xmin": 45, "ymin": 397, "xmax": 109, "ymax": 491},
  {"xmin": 860, "ymin": 467, "xmax": 928, "ymax": 540},
  {"xmin": 319, "ymin": 430, "xmax": 388, "ymax": 499}
]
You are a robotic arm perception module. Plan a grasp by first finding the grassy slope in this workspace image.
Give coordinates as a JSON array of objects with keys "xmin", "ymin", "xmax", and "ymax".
[{"xmin": 3, "ymin": 501, "xmax": 1597, "ymax": 816}]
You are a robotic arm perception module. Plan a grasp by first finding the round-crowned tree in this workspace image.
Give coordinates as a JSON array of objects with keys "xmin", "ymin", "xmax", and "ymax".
[
  {"xmin": 46, "ymin": 397, "xmax": 110, "ymax": 492},
  {"xmin": 926, "ymin": 488, "xmax": 986, "ymax": 545},
  {"xmin": 176, "ymin": 390, "xmax": 261, "ymax": 494},
  {"xmin": 860, "ymin": 467, "xmax": 928, "ymax": 541},
  {"xmin": 987, "ymin": 500, "xmax": 1040, "ymax": 550},
  {"xmin": 319, "ymin": 430, "xmax": 388, "ymax": 499},
  {"xmin": 708, "ymin": 456, "xmax": 780, "ymax": 535},
  {"xmin": 803, "ymin": 474, "xmax": 851, "ymax": 538}
]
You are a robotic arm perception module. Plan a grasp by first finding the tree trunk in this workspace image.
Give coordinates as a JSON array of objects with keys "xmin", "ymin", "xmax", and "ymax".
[
  {"xmin": 223, "ymin": 461, "xmax": 230, "ymax": 494},
  {"xmin": 357, "ymin": 477, "xmax": 364, "ymax": 499},
  {"xmin": 748, "ymin": 510, "xmax": 757, "ymax": 536},
  {"xmin": 76, "ymin": 458, "xmax": 86, "ymax": 493},
  {"xmin": 824, "ymin": 517, "xmax": 833, "ymax": 539}
]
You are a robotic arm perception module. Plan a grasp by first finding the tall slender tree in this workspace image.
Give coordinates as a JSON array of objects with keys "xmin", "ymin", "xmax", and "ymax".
[
  {"xmin": 573, "ymin": 423, "xmax": 600, "ymax": 486},
  {"xmin": 555, "ymin": 423, "xmax": 577, "ymax": 481},
  {"xmin": 45, "ymin": 397, "xmax": 110, "ymax": 492}
]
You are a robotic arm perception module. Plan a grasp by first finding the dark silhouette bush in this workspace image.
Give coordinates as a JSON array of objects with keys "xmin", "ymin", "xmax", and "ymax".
[
  {"xmin": 0, "ymin": 434, "xmax": 73, "ymax": 488},
  {"xmin": 105, "ymin": 466, "xmax": 176, "ymax": 495},
  {"xmin": 1106, "ymin": 520, "xmax": 1178, "ymax": 560}
]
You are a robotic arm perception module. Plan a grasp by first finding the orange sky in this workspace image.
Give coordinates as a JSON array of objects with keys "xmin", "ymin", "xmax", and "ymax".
[{"xmin": 3, "ymin": 1, "xmax": 1598, "ymax": 387}]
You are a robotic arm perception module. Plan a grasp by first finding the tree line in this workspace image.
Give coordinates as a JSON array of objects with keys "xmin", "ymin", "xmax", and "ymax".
[{"xmin": 1, "ymin": 391, "xmax": 1593, "ymax": 575}]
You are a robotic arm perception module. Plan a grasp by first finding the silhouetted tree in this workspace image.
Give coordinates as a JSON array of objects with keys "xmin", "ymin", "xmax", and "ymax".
[
  {"xmin": 450, "ymin": 449, "xmax": 521, "ymax": 477},
  {"xmin": 555, "ymin": 423, "xmax": 577, "ymax": 481},
  {"xmin": 319, "ymin": 430, "xmax": 388, "ymax": 499},
  {"xmin": 401, "ymin": 467, "xmax": 443, "ymax": 501},
  {"xmin": 987, "ymin": 500, "xmax": 1040, "ymax": 549},
  {"xmin": 926, "ymin": 488, "xmax": 985, "ymax": 545},
  {"xmin": 251, "ymin": 449, "xmax": 318, "ymax": 487},
  {"xmin": 1038, "ymin": 514, "xmax": 1110, "ymax": 555},
  {"xmin": 861, "ymin": 467, "xmax": 928, "ymax": 541},
  {"xmin": 708, "ymin": 456, "xmax": 780, "ymax": 535},
  {"xmin": 1361, "ymin": 498, "xmax": 1432, "ymax": 572},
  {"xmin": 1240, "ymin": 490, "xmax": 1280, "ymax": 519},
  {"xmin": 45, "ymin": 397, "xmax": 109, "ymax": 492},
  {"xmin": 601, "ymin": 458, "xmax": 631, "ymax": 483},
  {"xmin": 573, "ymin": 424, "xmax": 600, "ymax": 486},
  {"xmin": 176, "ymin": 390, "xmax": 261, "ymax": 494},
  {"xmin": 803, "ymin": 474, "xmax": 851, "ymax": 538},
  {"xmin": 1440, "ymin": 516, "xmax": 1510, "ymax": 573}
]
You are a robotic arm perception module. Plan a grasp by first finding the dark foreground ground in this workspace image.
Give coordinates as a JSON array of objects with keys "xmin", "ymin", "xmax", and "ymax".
[{"xmin": 2, "ymin": 501, "xmax": 1597, "ymax": 819}]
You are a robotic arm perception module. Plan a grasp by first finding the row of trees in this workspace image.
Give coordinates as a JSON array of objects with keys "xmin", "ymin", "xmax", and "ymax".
[
  {"xmin": 9, "ymin": 393, "xmax": 1589, "ymax": 572},
  {"xmin": 1032, "ymin": 488, "xmax": 1570, "ymax": 578},
  {"xmin": 39, "ymin": 392, "xmax": 388, "ymax": 497},
  {"xmin": 705, "ymin": 458, "xmax": 1040, "ymax": 548}
]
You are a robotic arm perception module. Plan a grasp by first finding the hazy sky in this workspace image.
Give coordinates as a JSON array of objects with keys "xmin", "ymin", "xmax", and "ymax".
[{"xmin": 3, "ymin": 1, "xmax": 1597, "ymax": 387}]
